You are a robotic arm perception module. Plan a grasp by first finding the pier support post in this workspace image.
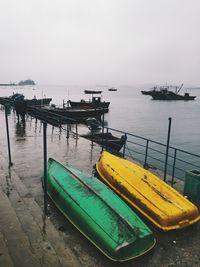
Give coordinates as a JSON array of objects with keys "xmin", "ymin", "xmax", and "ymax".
[
  {"xmin": 164, "ymin": 117, "xmax": 172, "ymax": 182},
  {"xmin": 5, "ymin": 105, "xmax": 13, "ymax": 167},
  {"xmin": 43, "ymin": 122, "xmax": 48, "ymax": 215}
]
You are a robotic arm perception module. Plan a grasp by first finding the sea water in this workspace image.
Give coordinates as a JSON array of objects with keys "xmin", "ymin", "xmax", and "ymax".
[{"xmin": 0, "ymin": 84, "xmax": 199, "ymax": 155}]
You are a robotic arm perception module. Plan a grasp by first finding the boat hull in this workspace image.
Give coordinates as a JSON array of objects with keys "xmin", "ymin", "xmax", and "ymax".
[
  {"xmin": 84, "ymin": 90, "xmax": 102, "ymax": 94},
  {"xmin": 0, "ymin": 96, "xmax": 52, "ymax": 106},
  {"xmin": 25, "ymin": 98, "xmax": 52, "ymax": 106},
  {"xmin": 69, "ymin": 100, "xmax": 110, "ymax": 109},
  {"xmin": 141, "ymin": 88, "xmax": 196, "ymax": 100},
  {"xmin": 96, "ymin": 151, "xmax": 200, "ymax": 231},
  {"xmin": 47, "ymin": 158, "xmax": 155, "ymax": 261},
  {"xmin": 151, "ymin": 92, "xmax": 196, "ymax": 100},
  {"xmin": 45, "ymin": 107, "xmax": 108, "ymax": 121},
  {"xmin": 81, "ymin": 132, "xmax": 126, "ymax": 151}
]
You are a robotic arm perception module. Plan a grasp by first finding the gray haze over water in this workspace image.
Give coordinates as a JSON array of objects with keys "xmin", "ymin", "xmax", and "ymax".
[
  {"xmin": 0, "ymin": 84, "xmax": 200, "ymax": 156},
  {"xmin": 0, "ymin": 0, "xmax": 200, "ymax": 86}
]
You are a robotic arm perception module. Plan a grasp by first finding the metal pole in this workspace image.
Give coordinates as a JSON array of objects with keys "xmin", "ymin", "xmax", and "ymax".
[
  {"xmin": 43, "ymin": 122, "xmax": 48, "ymax": 215},
  {"xmin": 101, "ymin": 110, "xmax": 105, "ymax": 152},
  {"xmin": 171, "ymin": 148, "xmax": 177, "ymax": 187},
  {"xmin": 5, "ymin": 106, "xmax": 13, "ymax": 167},
  {"xmin": 144, "ymin": 139, "xmax": 149, "ymax": 169},
  {"xmin": 91, "ymin": 126, "xmax": 94, "ymax": 147},
  {"xmin": 66, "ymin": 123, "xmax": 69, "ymax": 139},
  {"xmin": 122, "ymin": 133, "xmax": 127, "ymax": 158},
  {"xmin": 105, "ymin": 128, "xmax": 109, "ymax": 150},
  {"xmin": 75, "ymin": 123, "xmax": 78, "ymax": 139},
  {"xmin": 164, "ymin": 117, "xmax": 172, "ymax": 182}
]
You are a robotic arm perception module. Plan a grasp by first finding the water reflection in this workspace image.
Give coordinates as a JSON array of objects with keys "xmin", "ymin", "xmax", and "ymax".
[
  {"xmin": 0, "ymin": 104, "xmax": 12, "ymax": 115},
  {"xmin": 15, "ymin": 122, "xmax": 26, "ymax": 139},
  {"xmin": 5, "ymin": 168, "xmax": 12, "ymax": 197}
]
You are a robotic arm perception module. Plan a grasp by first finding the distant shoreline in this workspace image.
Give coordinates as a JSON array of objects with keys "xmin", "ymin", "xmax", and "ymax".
[
  {"xmin": 0, "ymin": 79, "xmax": 35, "ymax": 86},
  {"xmin": 0, "ymin": 84, "xmax": 17, "ymax": 86}
]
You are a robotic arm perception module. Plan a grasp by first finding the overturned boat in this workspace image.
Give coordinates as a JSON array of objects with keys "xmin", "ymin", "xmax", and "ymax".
[
  {"xmin": 96, "ymin": 151, "xmax": 200, "ymax": 231},
  {"xmin": 47, "ymin": 158, "xmax": 155, "ymax": 261}
]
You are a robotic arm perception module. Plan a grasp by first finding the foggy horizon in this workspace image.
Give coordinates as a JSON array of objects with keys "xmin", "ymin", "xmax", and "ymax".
[{"xmin": 0, "ymin": 0, "xmax": 200, "ymax": 86}]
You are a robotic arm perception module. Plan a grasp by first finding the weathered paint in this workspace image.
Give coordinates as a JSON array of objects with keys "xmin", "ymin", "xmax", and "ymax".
[
  {"xmin": 96, "ymin": 151, "xmax": 200, "ymax": 231},
  {"xmin": 47, "ymin": 158, "xmax": 155, "ymax": 261}
]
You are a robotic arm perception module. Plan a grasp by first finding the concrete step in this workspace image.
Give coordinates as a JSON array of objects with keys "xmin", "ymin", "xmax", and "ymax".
[
  {"xmin": 0, "ymin": 155, "xmax": 81, "ymax": 267},
  {"xmin": 0, "ymin": 231, "xmax": 14, "ymax": 267},
  {"xmin": 0, "ymin": 190, "xmax": 41, "ymax": 267}
]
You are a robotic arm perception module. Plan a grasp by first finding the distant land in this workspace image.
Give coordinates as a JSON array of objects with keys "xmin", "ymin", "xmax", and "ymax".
[{"xmin": 0, "ymin": 79, "xmax": 36, "ymax": 86}]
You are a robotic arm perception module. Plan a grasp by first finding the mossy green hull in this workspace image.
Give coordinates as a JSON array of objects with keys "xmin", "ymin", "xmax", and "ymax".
[{"xmin": 47, "ymin": 158, "xmax": 155, "ymax": 261}]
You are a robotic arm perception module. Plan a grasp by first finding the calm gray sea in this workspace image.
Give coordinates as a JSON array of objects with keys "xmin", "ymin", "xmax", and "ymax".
[{"xmin": 0, "ymin": 84, "xmax": 200, "ymax": 155}]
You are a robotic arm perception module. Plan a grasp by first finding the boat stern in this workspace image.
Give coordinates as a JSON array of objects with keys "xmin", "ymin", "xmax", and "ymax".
[{"xmin": 113, "ymin": 232, "xmax": 155, "ymax": 261}]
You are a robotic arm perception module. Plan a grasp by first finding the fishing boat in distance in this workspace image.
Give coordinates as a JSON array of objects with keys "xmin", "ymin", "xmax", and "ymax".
[
  {"xmin": 84, "ymin": 90, "xmax": 102, "ymax": 94},
  {"xmin": 68, "ymin": 96, "xmax": 110, "ymax": 110},
  {"xmin": 96, "ymin": 151, "xmax": 200, "ymax": 231},
  {"xmin": 47, "ymin": 158, "xmax": 155, "ymax": 261},
  {"xmin": 141, "ymin": 84, "xmax": 196, "ymax": 100},
  {"xmin": 108, "ymin": 87, "xmax": 117, "ymax": 91},
  {"xmin": 0, "ymin": 94, "xmax": 52, "ymax": 107}
]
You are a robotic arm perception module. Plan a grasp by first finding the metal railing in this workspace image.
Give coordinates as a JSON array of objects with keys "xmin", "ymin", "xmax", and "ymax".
[
  {"xmin": 2, "ymin": 104, "xmax": 200, "ymax": 212},
  {"xmin": 98, "ymin": 124, "xmax": 200, "ymax": 186}
]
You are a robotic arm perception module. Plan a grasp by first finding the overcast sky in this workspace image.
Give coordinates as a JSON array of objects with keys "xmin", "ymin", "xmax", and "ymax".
[{"xmin": 0, "ymin": 0, "xmax": 199, "ymax": 86}]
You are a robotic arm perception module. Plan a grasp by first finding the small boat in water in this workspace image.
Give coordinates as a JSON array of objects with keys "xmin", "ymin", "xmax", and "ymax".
[
  {"xmin": 25, "ymin": 97, "xmax": 52, "ymax": 106},
  {"xmin": 0, "ymin": 94, "xmax": 52, "ymax": 107},
  {"xmin": 85, "ymin": 117, "xmax": 102, "ymax": 130},
  {"xmin": 96, "ymin": 151, "xmax": 200, "ymax": 231},
  {"xmin": 84, "ymin": 90, "xmax": 102, "ymax": 94},
  {"xmin": 68, "ymin": 96, "xmax": 110, "ymax": 109},
  {"xmin": 47, "ymin": 158, "xmax": 155, "ymax": 261},
  {"xmin": 81, "ymin": 132, "xmax": 127, "ymax": 152},
  {"xmin": 108, "ymin": 87, "xmax": 117, "ymax": 91},
  {"xmin": 141, "ymin": 84, "xmax": 196, "ymax": 100}
]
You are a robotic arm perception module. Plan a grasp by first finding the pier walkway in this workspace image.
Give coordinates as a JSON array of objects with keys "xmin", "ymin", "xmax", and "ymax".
[
  {"xmin": 0, "ymin": 108, "xmax": 200, "ymax": 266},
  {"xmin": 0, "ymin": 154, "xmax": 81, "ymax": 267}
]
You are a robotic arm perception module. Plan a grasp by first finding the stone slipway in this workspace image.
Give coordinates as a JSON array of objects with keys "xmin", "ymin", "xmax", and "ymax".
[
  {"xmin": 0, "ymin": 150, "xmax": 200, "ymax": 267},
  {"xmin": 0, "ymin": 154, "xmax": 81, "ymax": 267}
]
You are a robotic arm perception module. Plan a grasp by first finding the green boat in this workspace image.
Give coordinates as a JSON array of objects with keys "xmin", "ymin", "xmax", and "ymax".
[{"xmin": 47, "ymin": 158, "xmax": 155, "ymax": 261}]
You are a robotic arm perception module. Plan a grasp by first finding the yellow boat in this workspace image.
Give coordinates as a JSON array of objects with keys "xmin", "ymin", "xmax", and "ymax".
[{"xmin": 96, "ymin": 151, "xmax": 200, "ymax": 231}]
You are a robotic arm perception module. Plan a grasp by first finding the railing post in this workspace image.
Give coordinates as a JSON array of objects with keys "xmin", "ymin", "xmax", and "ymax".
[
  {"xmin": 101, "ymin": 111, "xmax": 105, "ymax": 152},
  {"xmin": 171, "ymin": 148, "xmax": 177, "ymax": 187},
  {"xmin": 122, "ymin": 133, "xmax": 127, "ymax": 158},
  {"xmin": 66, "ymin": 123, "xmax": 69, "ymax": 139},
  {"xmin": 105, "ymin": 128, "xmax": 109, "ymax": 150},
  {"xmin": 91, "ymin": 127, "xmax": 94, "ymax": 147},
  {"xmin": 75, "ymin": 123, "xmax": 78, "ymax": 139},
  {"xmin": 164, "ymin": 117, "xmax": 172, "ymax": 182},
  {"xmin": 5, "ymin": 105, "xmax": 13, "ymax": 167},
  {"xmin": 43, "ymin": 122, "xmax": 48, "ymax": 215},
  {"xmin": 144, "ymin": 139, "xmax": 149, "ymax": 169}
]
